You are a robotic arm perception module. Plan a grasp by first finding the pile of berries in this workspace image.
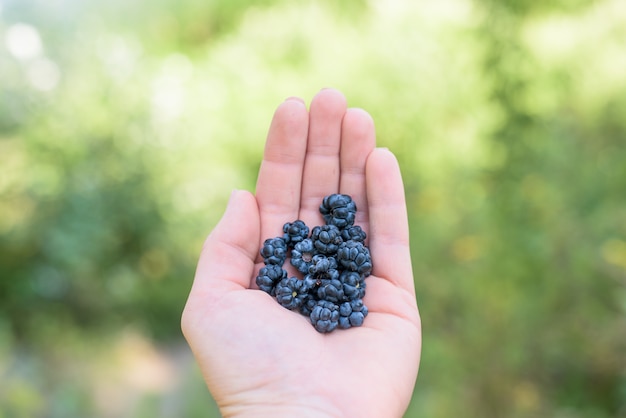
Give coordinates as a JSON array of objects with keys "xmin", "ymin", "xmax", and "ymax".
[{"xmin": 256, "ymin": 194, "xmax": 372, "ymax": 333}]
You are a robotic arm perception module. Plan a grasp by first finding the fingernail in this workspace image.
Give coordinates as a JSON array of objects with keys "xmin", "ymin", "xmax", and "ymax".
[{"xmin": 284, "ymin": 96, "xmax": 305, "ymax": 104}]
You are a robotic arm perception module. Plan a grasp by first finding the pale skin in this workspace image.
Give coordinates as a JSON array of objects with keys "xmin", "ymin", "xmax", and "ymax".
[{"xmin": 181, "ymin": 88, "xmax": 422, "ymax": 417}]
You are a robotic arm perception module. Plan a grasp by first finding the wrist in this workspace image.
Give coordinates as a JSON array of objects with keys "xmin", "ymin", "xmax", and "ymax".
[
  {"xmin": 214, "ymin": 387, "xmax": 345, "ymax": 418},
  {"xmin": 221, "ymin": 401, "xmax": 342, "ymax": 418}
]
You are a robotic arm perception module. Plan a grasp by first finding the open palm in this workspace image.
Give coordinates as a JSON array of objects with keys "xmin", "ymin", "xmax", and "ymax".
[{"xmin": 182, "ymin": 89, "xmax": 421, "ymax": 417}]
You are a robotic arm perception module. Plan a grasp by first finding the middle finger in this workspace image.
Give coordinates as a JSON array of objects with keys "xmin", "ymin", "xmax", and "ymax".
[{"xmin": 299, "ymin": 88, "xmax": 347, "ymax": 226}]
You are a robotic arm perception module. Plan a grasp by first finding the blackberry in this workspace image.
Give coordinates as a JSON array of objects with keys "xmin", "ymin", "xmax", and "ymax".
[
  {"xmin": 256, "ymin": 265, "xmax": 287, "ymax": 296},
  {"xmin": 319, "ymin": 194, "xmax": 357, "ymax": 229},
  {"xmin": 338, "ymin": 299, "xmax": 368, "ymax": 329},
  {"xmin": 339, "ymin": 270, "xmax": 366, "ymax": 300},
  {"xmin": 337, "ymin": 240, "xmax": 372, "ymax": 277},
  {"xmin": 302, "ymin": 273, "xmax": 319, "ymax": 290},
  {"xmin": 310, "ymin": 225, "xmax": 343, "ymax": 255},
  {"xmin": 300, "ymin": 273, "xmax": 325, "ymax": 307},
  {"xmin": 315, "ymin": 267, "xmax": 340, "ymax": 283},
  {"xmin": 290, "ymin": 238, "xmax": 316, "ymax": 274},
  {"xmin": 308, "ymin": 254, "xmax": 338, "ymax": 275},
  {"xmin": 298, "ymin": 296, "xmax": 318, "ymax": 317},
  {"xmin": 282, "ymin": 220, "xmax": 309, "ymax": 247},
  {"xmin": 309, "ymin": 300, "xmax": 340, "ymax": 333},
  {"xmin": 340, "ymin": 225, "xmax": 367, "ymax": 243},
  {"xmin": 316, "ymin": 277, "xmax": 344, "ymax": 303},
  {"xmin": 260, "ymin": 237, "xmax": 288, "ymax": 266},
  {"xmin": 275, "ymin": 277, "xmax": 310, "ymax": 310}
]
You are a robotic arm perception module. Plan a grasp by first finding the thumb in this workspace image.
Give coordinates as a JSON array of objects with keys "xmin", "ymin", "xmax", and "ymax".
[{"xmin": 191, "ymin": 189, "xmax": 261, "ymax": 296}]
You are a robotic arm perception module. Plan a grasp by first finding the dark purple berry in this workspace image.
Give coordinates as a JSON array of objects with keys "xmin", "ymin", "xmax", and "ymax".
[
  {"xmin": 310, "ymin": 300, "xmax": 340, "ymax": 333},
  {"xmin": 260, "ymin": 237, "xmax": 288, "ymax": 266},
  {"xmin": 315, "ymin": 267, "xmax": 340, "ymax": 283},
  {"xmin": 302, "ymin": 273, "xmax": 319, "ymax": 290},
  {"xmin": 340, "ymin": 270, "xmax": 366, "ymax": 300},
  {"xmin": 316, "ymin": 278, "xmax": 344, "ymax": 303},
  {"xmin": 275, "ymin": 277, "xmax": 310, "ymax": 310},
  {"xmin": 341, "ymin": 225, "xmax": 367, "ymax": 243},
  {"xmin": 319, "ymin": 194, "xmax": 357, "ymax": 229},
  {"xmin": 310, "ymin": 225, "xmax": 343, "ymax": 255},
  {"xmin": 299, "ymin": 296, "xmax": 318, "ymax": 316},
  {"xmin": 283, "ymin": 220, "xmax": 309, "ymax": 247},
  {"xmin": 308, "ymin": 254, "xmax": 338, "ymax": 275},
  {"xmin": 290, "ymin": 238, "xmax": 316, "ymax": 274},
  {"xmin": 338, "ymin": 299, "xmax": 368, "ymax": 329},
  {"xmin": 337, "ymin": 240, "xmax": 372, "ymax": 276},
  {"xmin": 255, "ymin": 265, "xmax": 287, "ymax": 296}
]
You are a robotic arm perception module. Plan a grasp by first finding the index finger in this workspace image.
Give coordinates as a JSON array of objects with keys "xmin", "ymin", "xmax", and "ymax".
[{"xmin": 255, "ymin": 97, "xmax": 309, "ymax": 246}]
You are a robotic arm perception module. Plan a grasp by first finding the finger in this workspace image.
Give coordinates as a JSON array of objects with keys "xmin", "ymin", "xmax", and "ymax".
[
  {"xmin": 191, "ymin": 190, "xmax": 261, "ymax": 296},
  {"xmin": 255, "ymin": 97, "xmax": 309, "ymax": 245},
  {"xmin": 365, "ymin": 148, "xmax": 415, "ymax": 296},
  {"xmin": 339, "ymin": 108, "xmax": 376, "ymax": 231},
  {"xmin": 299, "ymin": 88, "xmax": 347, "ymax": 226}
]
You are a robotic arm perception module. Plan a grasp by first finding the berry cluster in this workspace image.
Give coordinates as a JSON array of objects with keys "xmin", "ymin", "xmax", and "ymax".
[{"xmin": 256, "ymin": 194, "xmax": 372, "ymax": 333}]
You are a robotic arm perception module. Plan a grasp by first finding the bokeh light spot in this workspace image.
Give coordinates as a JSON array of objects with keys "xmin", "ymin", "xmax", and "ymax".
[{"xmin": 5, "ymin": 23, "xmax": 43, "ymax": 60}]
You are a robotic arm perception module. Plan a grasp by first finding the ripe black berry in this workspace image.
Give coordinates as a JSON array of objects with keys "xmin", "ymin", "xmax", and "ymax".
[
  {"xmin": 338, "ymin": 299, "xmax": 368, "ymax": 329},
  {"xmin": 337, "ymin": 240, "xmax": 372, "ymax": 277},
  {"xmin": 308, "ymin": 254, "xmax": 338, "ymax": 275},
  {"xmin": 260, "ymin": 237, "xmax": 288, "ymax": 266},
  {"xmin": 319, "ymin": 194, "xmax": 357, "ymax": 229},
  {"xmin": 316, "ymin": 278, "xmax": 344, "ymax": 303},
  {"xmin": 341, "ymin": 225, "xmax": 367, "ymax": 243},
  {"xmin": 340, "ymin": 270, "xmax": 366, "ymax": 300},
  {"xmin": 255, "ymin": 265, "xmax": 287, "ymax": 296},
  {"xmin": 275, "ymin": 277, "xmax": 310, "ymax": 310},
  {"xmin": 290, "ymin": 238, "xmax": 316, "ymax": 274},
  {"xmin": 310, "ymin": 225, "xmax": 343, "ymax": 255},
  {"xmin": 299, "ymin": 296, "xmax": 318, "ymax": 317},
  {"xmin": 310, "ymin": 300, "xmax": 340, "ymax": 333},
  {"xmin": 283, "ymin": 220, "xmax": 309, "ymax": 247}
]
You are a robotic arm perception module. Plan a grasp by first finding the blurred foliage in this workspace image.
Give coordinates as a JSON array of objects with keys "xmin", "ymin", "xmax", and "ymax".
[{"xmin": 1, "ymin": 0, "xmax": 626, "ymax": 416}]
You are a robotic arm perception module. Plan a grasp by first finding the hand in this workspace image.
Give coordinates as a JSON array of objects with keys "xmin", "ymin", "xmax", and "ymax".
[{"xmin": 181, "ymin": 89, "xmax": 421, "ymax": 417}]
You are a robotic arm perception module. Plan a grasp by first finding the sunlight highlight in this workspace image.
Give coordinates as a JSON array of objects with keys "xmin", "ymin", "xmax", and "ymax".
[{"xmin": 5, "ymin": 23, "xmax": 42, "ymax": 60}]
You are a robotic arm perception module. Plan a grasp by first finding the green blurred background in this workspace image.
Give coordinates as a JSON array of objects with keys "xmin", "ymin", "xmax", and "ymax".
[{"xmin": 1, "ymin": 0, "xmax": 625, "ymax": 416}]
